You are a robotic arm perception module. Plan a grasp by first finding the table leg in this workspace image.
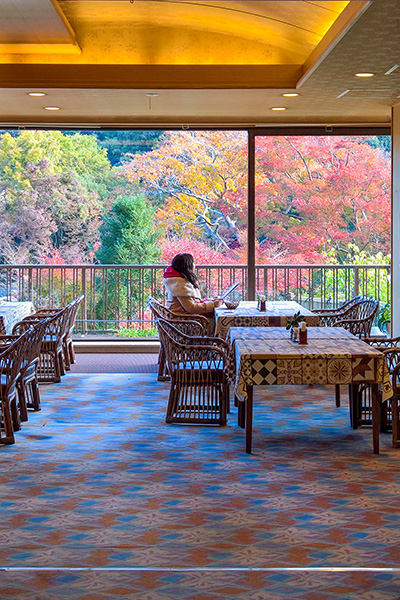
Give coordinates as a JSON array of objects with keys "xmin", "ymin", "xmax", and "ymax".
[
  {"xmin": 349, "ymin": 384, "xmax": 358, "ymax": 429},
  {"xmin": 238, "ymin": 398, "xmax": 245, "ymax": 429},
  {"xmin": 372, "ymin": 383, "xmax": 380, "ymax": 454},
  {"xmin": 335, "ymin": 384, "xmax": 341, "ymax": 407},
  {"xmin": 246, "ymin": 385, "xmax": 253, "ymax": 454}
]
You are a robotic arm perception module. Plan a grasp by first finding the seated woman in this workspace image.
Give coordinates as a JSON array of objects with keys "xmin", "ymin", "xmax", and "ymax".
[{"xmin": 163, "ymin": 253, "xmax": 222, "ymax": 317}]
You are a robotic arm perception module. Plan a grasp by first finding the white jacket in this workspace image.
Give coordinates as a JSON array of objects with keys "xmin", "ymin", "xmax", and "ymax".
[{"xmin": 163, "ymin": 276, "xmax": 215, "ymax": 315}]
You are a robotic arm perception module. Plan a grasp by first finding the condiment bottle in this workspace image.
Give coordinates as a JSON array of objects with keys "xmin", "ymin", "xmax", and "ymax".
[
  {"xmin": 259, "ymin": 294, "xmax": 266, "ymax": 311},
  {"xmin": 299, "ymin": 321, "xmax": 308, "ymax": 344}
]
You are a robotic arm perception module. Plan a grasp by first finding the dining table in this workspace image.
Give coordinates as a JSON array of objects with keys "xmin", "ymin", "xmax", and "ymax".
[
  {"xmin": 228, "ymin": 326, "xmax": 393, "ymax": 455},
  {"xmin": 0, "ymin": 301, "xmax": 35, "ymax": 335},
  {"xmin": 214, "ymin": 300, "xmax": 320, "ymax": 339}
]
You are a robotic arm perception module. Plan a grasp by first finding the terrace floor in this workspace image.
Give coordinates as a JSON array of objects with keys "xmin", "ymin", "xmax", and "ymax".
[{"xmin": 1, "ymin": 360, "xmax": 400, "ymax": 599}]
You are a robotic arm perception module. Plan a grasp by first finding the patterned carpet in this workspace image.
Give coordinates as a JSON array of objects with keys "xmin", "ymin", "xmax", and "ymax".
[{"xmin": 1, "ymin": 372, "xmax": 400, "ymax": 599}]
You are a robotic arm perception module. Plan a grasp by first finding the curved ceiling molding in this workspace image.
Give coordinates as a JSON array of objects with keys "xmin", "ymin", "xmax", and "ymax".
[{"xmin": 0, "ymin": 0, "xmax": 81, "ymax": 54}]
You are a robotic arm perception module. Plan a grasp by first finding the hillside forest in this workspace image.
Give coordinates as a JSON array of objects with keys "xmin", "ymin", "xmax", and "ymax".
[{"xmin": 0, "ymin": 129, "xmax": 391, "ymax": 267}]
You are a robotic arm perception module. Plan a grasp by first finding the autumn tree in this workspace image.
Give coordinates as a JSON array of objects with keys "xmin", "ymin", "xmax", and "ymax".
[
  {"xmin": 123, "ymin": 131, "xmax": 390, "ymax": 265},
  {"xmin": 255, "ymin": 136, "xmax": 391, "ymax": 263},
  {"xmin": 122, "ymin": 130, "xmax": 248, "ymax": 260},
  {"xmin": 0, "ymin": 130, "xmax": 112, "ymax": 263}
]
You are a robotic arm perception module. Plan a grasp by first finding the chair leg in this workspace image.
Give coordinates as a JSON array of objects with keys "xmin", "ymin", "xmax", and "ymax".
[
  {"xmin": 0, "ymin": 399, "xmax": 15, "ymax": 444},
  {"xmin": 17, "ymin": 383, "xmax": 29, "ymax": 422},
  {"xmin": 165, "ymin": 376, "xmax": 179, "ymax": 423},
  {"xmin": 58, "ymin": 351, "xmax": 66, "ymax": 377},
  {"xmin": 27, "ymin": 378, "xmax": 41, "ymax": 412},
  {"xmin": 393, "ymin": 395, "xmax": 400, "ymax": 448},
  {"xmin": 157, "ymin": 346, "xmax": 170, "ymax": 381},
  {"xmin": 68, "ymin": 341, "xmax": 76, "ymax": 366},
  {"xmin": 10, "ymin": 396, "xmax": 21, "ymax": 431},
  {"xmin": 63, "ymin": 341, "xmax": 71, "ymax": 370}
]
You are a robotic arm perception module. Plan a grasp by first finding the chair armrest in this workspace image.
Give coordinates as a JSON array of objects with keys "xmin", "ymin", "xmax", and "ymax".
[
  {"xmin": 166, "ymin": 318, "xmax": 209, "ymax": 337},
  {"xmin": 333, "ymin": 317, "xmax": 368, "ymax": 327},
  {"xmin": 174, "ymin": 343, "xmax": 227, "ymax": 367},
  {"xmin": 365, "ymin": 336, "xmax": 400, "ymax": 348},
  {"xmin": 185, "ymin": 335, "xmax": 230, "ymax": 352}
]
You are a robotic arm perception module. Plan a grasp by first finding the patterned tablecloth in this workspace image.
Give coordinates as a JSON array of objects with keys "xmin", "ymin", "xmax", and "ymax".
[
  {"xmin": 215, "ymin": 301, "xmax": 320, "ymax": 338},
  {"xmin": 232, "ymin": 335, "xmax": 392, "ymax": 403},
  {"xmin": 0, "ymin": 301, "xmax": 35, "ymax": 334}
]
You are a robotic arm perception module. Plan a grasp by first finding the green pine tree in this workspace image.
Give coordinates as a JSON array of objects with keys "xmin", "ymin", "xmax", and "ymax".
[
  {"xmin": 96, "ymin": 194, "xmax": 161, "ymax": 265},
  {"xmin": 95, "ymin": 194, "xmax": 162, "ymax": 334}
]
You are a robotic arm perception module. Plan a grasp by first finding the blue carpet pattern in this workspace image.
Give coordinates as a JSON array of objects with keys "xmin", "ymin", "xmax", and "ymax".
[{"xmin": 0, "ymin": 373, "xmax": 400, "ymax": 598}]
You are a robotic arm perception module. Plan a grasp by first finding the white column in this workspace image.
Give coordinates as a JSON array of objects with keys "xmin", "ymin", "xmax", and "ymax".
[{"xmin": 392, "ymin": 103, "xmax": 400, "ymax": 336}]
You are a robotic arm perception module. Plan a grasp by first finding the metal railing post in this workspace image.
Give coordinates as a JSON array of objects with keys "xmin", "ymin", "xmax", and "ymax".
[
  {"xmin": 354, "ymin": 267, "xmax": 360, "ymax": 298},
  {"xmin": 81, "ymin": 267, "xmax": 87, "ymax": 336}
]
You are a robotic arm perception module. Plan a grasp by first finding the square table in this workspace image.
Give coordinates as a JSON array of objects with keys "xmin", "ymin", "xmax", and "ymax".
[
  {"xmin": 215, "ymin": 300, "xmax": 320, "ymax": 339},
  {"xmin": 229, "ymin": 327, "xmax": 393, "ymax": 455}
]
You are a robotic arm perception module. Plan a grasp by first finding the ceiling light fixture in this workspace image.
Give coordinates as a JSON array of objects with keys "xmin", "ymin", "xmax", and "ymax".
[
  {"xmin": 282, "ymin": 93, "xmax": 299, "ymax": 97},
  {"xmin": 146, "ymin": 93, "xmax": 158, "ymax": 110},
  {"xmin": 44, "ymin": 106, "xmax": 60, "ymax": 111},
  {"xmin": 385, "ymin": 64, "xmax": 399, "ymax": 75},
  {"xmin": 271, "ymin": 107, "xmax": 286, "ymax": 111},
  {"xmin": 28, "ymin": 92, "xmax": 46, "ymax": 97},
  {"xmin": 355, "ymin": 72, "xmax": 374, "ymax": 78}
]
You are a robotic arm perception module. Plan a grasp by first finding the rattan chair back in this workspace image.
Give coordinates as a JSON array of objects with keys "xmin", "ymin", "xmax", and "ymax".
[
  {"xmin": 313, "ymin": 295, "xmax": 363, "ymax": 316},
  {"xmin": 149, "ymin": 296, "xmax": 210, "ymax": 381},
  {"xmin": 148, "ymin": 296, "xmax": 210, "ymax": 334},
  {"xmin": 333, "ymin": 299, "xmax": 378, "ymax": 338},
  {"xmin": 156, "ymin": 317, "xmax": 228, "ymax": 425}
]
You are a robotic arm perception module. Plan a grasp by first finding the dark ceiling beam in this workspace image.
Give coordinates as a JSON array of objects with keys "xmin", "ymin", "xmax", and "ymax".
[{"xmin": 0, "ymin": 64, "xmax": 302, "ymax": 90}]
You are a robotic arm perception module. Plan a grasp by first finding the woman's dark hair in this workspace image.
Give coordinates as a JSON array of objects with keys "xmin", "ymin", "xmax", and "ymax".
[{"xmin": 171, "ymin": 253, "xmax": 199, "ymax": 288}]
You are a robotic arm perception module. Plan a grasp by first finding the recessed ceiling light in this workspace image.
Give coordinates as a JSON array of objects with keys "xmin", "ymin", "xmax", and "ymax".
[
  {"xmin": 44, "ymin": 106, "xmax": 60, "ymax": 111},
  {"xmin": 282, "ymin": 93, "xmax": 299, "ymax": 97},
  {"xmin": 28, "ymin": 92, "xmax": 46, "ymax": 97},
  {"xmin": 271, "ymin": 107, "xmax": 287, "ymax": 111},
  {"xmin": 355, "ymin": 72, "xmax": 374, "ymax": 78}
]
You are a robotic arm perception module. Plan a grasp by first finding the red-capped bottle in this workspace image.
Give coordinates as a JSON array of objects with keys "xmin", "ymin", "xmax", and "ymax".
[{"xmin": 299, "ymin": 321, "xmax": 308, "ymax": 344}]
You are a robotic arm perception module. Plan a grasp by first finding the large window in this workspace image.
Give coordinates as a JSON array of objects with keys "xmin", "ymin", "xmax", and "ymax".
[
  {"xmin": 0, "ymin": 128, "xmax": 391, "ymax": 333},
  {"xmin": 254, "ymin": 134, "xmax": 391, "ymax": 308}
]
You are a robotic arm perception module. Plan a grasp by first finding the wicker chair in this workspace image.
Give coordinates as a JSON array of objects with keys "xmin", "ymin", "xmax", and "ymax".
[
  {"xmin": 351, "ymin": 336, "xmax": 400, "ymax": 432},
  {"xmin": 390, "ymin": 358, "xmax": 400, "ymax": 448},
  {"xmin": 312, "ymin": 296, "xmax": 363, "ymax": 326},
  {"xmin": 12, "ymin": 317, "xmax": 51, "ymax": 416},
  {"xmin": 156, "ymin": 317, "xmax": 229, "ymax": 425},
  {"xmin": 329, "ymin": 299, "xmax": 379, "ymax": 408},
  {"xmin": 333, "ymin": 299, "xmax": 379, "ymax": 338},
  {"xmin": 31, "ymin": 295, "xmax": 84, "ymax": 370},
  {"xmin": 0, "ymin": 328, "xmax": 32, "ymax": 444},
  {"xmin": 19, "ymin": 308, "xmax": 70, "ymax": 383},
  {"xmin": 148, "ymin": 296, "xmax": 210, "ymax": 381}
]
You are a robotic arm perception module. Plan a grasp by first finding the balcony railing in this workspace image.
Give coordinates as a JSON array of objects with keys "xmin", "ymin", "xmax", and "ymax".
[{"xmin": 0, "ymin": 263, "xmax": 390, "ymax": 336}]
